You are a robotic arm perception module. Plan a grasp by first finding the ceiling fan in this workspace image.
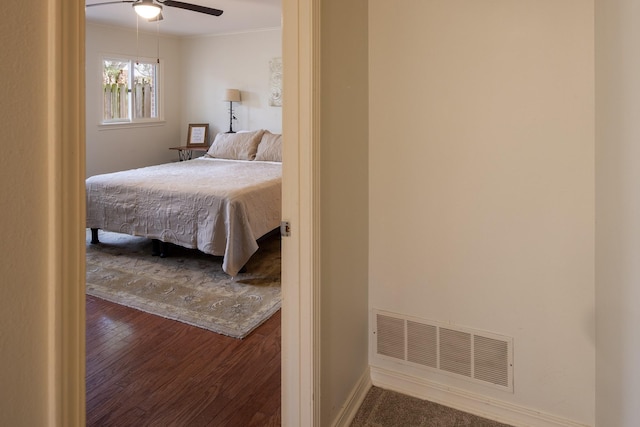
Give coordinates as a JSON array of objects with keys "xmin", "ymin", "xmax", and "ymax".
[{"xmin": 86, "ymin": 0, "xmax": 223, "ymax": 22}]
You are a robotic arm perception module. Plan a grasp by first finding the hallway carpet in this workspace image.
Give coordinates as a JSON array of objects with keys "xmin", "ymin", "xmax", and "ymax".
[{"xmin": 351, "ymin": 387, "xmax": 513, "ymax": 427}]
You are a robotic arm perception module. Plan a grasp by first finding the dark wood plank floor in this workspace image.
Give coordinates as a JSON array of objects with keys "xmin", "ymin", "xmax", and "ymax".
[{"xmin": 86, "ymin": 295, "xmax": 281, "ymax": 426}]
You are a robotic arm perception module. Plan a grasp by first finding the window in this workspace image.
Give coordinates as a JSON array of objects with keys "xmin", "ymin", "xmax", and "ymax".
[{"xmin": 102, "ymin": 56, "xmax": 162, "ymax": 124}]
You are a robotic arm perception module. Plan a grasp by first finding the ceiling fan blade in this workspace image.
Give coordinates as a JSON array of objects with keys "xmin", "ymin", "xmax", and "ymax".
[
  {"xmin": 86, "ymin": 0, "xmax": 135, "ymax": 7},
  {"xmin": 160, "ymin": 0, "xmax": 223, "ymax": 16}
]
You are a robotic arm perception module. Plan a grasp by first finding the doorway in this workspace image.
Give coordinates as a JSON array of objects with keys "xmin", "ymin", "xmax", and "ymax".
[{"xmin": 52, "ymin": 0, "xmax": 317, "ymax": 424}]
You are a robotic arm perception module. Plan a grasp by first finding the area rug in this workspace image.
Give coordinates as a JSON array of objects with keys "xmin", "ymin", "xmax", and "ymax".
[{"xmin": 85, "ymin": 229, "xmax": 281, "ymax": 339}]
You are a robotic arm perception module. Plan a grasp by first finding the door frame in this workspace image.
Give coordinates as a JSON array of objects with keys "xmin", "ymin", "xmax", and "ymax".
[
  {"xmin": 47, "ymin": 0, "xmax": 86, "ymax": 424},
  {"xmin": 281, "ymin": 0, "xmax": 321, "ymax": 425},
  {"xmin": 50, "ymin": 0, "xmax": 319, "ymax": 425}
]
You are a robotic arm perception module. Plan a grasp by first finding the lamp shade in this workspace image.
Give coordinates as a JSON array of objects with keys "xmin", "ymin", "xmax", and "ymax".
[
  {"xmin": 223, "ymin": 89, "xmax": 241, "ymax": 103},
  {"xmin": 133, "ymin": 0, "xmax": 162, "ymax": 19}
]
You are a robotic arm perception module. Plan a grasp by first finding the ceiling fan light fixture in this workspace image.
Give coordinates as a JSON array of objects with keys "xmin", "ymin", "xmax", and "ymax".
[{"xmin": 133, "ymin": 0, "xmax": 163, "ymax": 19}]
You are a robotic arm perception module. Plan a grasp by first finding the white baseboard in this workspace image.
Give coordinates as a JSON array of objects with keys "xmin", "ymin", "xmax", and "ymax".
[
  {"xmin": 331, "ymin": 367, "xmax": 373, "ymax": 427},
  {"xmin": 370, "ymin": 366, "xmax": 589, "ymax": 427}
]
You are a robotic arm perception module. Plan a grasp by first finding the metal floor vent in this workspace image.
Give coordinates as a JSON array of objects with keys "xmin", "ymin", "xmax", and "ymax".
[{"xmin": 374, "ymin": 310, "xmax": 513, "ymax": 392}]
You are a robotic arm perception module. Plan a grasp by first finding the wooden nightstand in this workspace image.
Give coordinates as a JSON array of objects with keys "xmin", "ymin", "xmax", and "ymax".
[{"xmin": 169, "ymin": 145, "xmax": 209, "ymax": 161}]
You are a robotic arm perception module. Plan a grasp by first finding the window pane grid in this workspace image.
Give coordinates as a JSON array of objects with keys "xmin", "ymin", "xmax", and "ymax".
[{"xmin": 102, "ymin": 58, "xmax": 159, "ymax": 123}]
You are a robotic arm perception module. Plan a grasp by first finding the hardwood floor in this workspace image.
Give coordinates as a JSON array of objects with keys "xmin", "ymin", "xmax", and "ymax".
[{"xmin": 86, "ymin": 295, "xmax": 281, "ymax": 426}]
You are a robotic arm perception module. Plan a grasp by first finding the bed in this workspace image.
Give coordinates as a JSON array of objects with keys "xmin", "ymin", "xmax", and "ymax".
[{"xmin": 86, "ymin": 129, "xmax": 282, "ymax": 276}]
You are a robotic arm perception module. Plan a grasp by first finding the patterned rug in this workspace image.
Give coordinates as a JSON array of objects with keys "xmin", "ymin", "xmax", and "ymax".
[{"xmin": 85, "ymin": 229, "xmax": 281, "ymax": 339}]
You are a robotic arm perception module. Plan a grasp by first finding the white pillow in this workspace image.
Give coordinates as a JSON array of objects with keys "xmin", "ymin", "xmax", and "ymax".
[
  {"xmin": 254, "ymin": 131, "xmax": 282, "ymax": 162},
  {"xmin": 205, "ymin": 130, "xmax": 265, "ymax": 160}
]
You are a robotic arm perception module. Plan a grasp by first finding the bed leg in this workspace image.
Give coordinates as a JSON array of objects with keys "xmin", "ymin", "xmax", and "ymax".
[
  {"xmin": 90, "ymin": 228, "xmax": 100, "ymax": 244},
  {"xmin": 160, "ymin": 242, "xmax": 169, "ymax": 258},
  {"xmin": 151, "ymin": 239, "xmax": 169, "ymax": 258}
]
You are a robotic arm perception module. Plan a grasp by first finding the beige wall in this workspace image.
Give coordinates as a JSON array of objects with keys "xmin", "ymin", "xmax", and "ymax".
[
  {"xmin": 320, "ymin": 0, "xmax": 370, "ymax": 424},
  {"xmin": 369, "ymin": 1, "xmax": 595, "ymax": 424},
  {"xmin": 180, "ymin": 29, "xmax": 282, "ymax": 136},
  {"xmin": 595, "ymin": 0, "xmax": 640, "ymax": 425},
  {"xmin": 0, "ymin": 1, "xmax": 50, "ymax": 425}
]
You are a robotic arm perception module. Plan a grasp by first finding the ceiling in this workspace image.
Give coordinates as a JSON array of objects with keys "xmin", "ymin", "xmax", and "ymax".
[{"xmin": 85, "ymin": 0, "xmax": 282, "ymax": 37}]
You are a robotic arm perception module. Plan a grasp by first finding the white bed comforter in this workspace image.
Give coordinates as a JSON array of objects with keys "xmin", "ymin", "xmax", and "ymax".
[{"xmin": 86, "ymin": 157, "xmax": 282, "ymax": 276}]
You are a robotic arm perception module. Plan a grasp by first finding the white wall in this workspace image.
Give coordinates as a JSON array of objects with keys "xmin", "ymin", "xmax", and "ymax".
[
  {"xmin": 595, "ymin": 0, "xmax": 640, "ymax": 425},
  {"xmin": 85, "ymin": 24, "xmax": 282, "ymax": 178},
  {"xmin": 0, "ymin": 2, "xmax": 49, "ymax": 425},
  {"xmin": 85, "ymin": 23, "xmax": 183, "ymax": 177},
  {"xmin": 369, "ymin": 1, "xmax": 595, "ymax": 425},
  {"xmin": 180, "ymin": 29, "xmax": 282, "ymax": 137},
  {"xmin": 320, "ymin": 0, "xmax": 370, "ymax": 424}
]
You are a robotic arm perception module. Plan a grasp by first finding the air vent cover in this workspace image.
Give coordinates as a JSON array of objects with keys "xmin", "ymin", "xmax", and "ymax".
[
  {"xmin": 474, "ymin": 335, "xmax": 510, "ymax": 387},
  {"xmin": 373, "ymin": 310, "xmax": 513, "ymax": 392},
  {"xmin": 407, "ymin": 321, "xmax": 437, "ymax": 368},
  {"xmin": 376, "ymin": 314, "xmax": 405, "ymax": 360},
  {"xmin": 439, "ymin": 327, "xmax": 472, "ymax": 377}
]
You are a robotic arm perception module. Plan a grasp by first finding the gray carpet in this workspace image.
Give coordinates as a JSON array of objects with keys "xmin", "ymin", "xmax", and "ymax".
[{"xmin": 351, "ymin": 387, "xmax": 513, "ymax": 427}]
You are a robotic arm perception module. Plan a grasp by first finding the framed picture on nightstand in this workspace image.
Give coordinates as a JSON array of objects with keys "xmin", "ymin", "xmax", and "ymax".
[{"xmin": 186, "ymin": 123, "xmax": 209, "ymax": 147}]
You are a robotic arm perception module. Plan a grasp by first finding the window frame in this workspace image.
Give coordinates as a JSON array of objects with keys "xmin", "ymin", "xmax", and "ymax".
[{"xmin": 98, "ymin": 54, "xmax": 165, "ymax": 128}]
